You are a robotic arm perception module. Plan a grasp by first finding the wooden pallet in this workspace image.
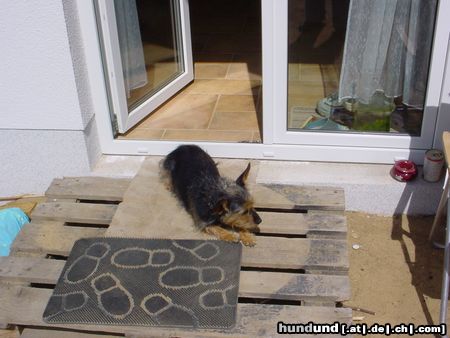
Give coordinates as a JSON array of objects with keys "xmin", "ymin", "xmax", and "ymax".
[{"xmin": 0, "ymin": 163, "xmax": 352, "ymax": 337}]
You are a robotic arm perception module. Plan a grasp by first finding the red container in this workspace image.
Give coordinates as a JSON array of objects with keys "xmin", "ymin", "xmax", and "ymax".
[{"xmin": 390, "ymin": 160, "xmax": 417, "ymax": 182}]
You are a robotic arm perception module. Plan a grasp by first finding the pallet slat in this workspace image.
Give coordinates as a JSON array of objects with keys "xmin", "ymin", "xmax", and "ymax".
[
  {"xmin": 21, "ymin": 328, "xmax": 115, "ymax": 338},
  {"xmin": 0, "ymin": 256, "xmax": 64, "ymax": 284},
  {"xmin": 45, "ymin": 177, "xmax": 131, "ymax": 202},
  {"xmin": 10, "ymin": 224, "xmax": 348, "ymax": 271},
  {"xmin": 0, "ymin": 285, "xmax": 352, "ymax": 337},
  {"xmin": 0, "ymin": 256, "xmax": 350, "ymax": 302},
  {"xmin": 258, "ymin": 211, "xmax": 347, "ymax": 237},
  {"xmin": 240, "ymin": 271, "xmax": 351, "ymax": 301},
  {"xmin": 244, "ymin": 237, "xmax": 348, "ymax": 271},
  {"xmin": 251, "ymin": 184, "xmax": 345, "ymax": 211},
  {"xmin": 31, "ymin": 202, "xmax": 117, "ymax": 225},
  {"xmin": 1, "ymin": 171, "xmax": 351, "ymax": 337},
  {"xmin": 11, "ymin": 222, "xmax": 105, "ymax": 255}
]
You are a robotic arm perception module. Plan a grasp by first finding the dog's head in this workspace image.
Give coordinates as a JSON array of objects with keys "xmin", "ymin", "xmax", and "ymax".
[{"xmin": 214, "ymin": 163, "xmax": 262, "ymax": 231}]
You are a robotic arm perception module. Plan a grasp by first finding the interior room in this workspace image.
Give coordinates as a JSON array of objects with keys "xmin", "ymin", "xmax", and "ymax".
[{"xmin": 119, "ymin": 0, "xmax": 262, "ymax": 143}]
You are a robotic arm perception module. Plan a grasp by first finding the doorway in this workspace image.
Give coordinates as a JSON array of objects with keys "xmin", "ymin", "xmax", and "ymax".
[
  {"xmin": 89, "ymin": 0, "xmax": 449, "ymax": 162},
  {"xmin": 116, "ymin": 0, "xmax": 262, "ymax": 143}
]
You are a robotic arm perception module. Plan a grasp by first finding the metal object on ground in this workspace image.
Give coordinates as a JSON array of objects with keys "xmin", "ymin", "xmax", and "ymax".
[{"xmin": 424, "ymin": 149, "xmax": 444, "ymax": 182}]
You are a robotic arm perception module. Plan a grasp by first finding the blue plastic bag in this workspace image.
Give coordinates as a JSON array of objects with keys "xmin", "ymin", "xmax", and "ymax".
[{"xmin": 0, "ymin": 208, "xmax": 29, "ymax": 256}]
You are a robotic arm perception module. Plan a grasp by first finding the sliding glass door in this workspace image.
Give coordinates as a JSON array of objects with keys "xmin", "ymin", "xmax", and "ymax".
[
  {"xmin": 270, "ymin": 0, "xmax": 448, "ymax": 152},
  {"xmin": 85, "ymin": 0, "xmax": 450, "ymax": 162}
]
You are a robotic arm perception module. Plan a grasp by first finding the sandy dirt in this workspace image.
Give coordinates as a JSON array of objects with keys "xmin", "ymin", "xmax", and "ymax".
[
  {"xmin": 345, "ymin": 212, "xmax": 447, "ymax": 334},
  {"xmin": 0, "ymin": 212, "xmax": 447, "ymax": 337}
]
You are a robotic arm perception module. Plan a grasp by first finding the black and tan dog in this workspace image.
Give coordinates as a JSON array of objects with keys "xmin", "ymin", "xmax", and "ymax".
[{"xmin": 161, "ymin": 145, "xmax": 261, "ymax": 246}]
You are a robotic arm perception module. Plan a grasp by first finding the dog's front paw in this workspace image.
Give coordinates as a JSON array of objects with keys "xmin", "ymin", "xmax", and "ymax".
[
  {"xmin": 239, "ymin": 231, "xmax": 256, "ymax": 247},
  {"xmin": 204, "ymin": 225, "xmax": 240, "ymax": 243}
]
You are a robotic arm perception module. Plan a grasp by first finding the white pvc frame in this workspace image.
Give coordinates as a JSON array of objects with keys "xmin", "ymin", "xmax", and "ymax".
[
  {"xmin": 77, "ymin": 0, "xmax": 450, "ymax": 164},
  {"xmin": 96, "ymin": 0, "xmax": 193, "ymax": 133}
]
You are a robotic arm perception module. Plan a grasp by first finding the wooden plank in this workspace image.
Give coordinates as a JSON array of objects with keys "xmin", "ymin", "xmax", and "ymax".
[
  {"xmin": 244, "ymin": 237, "xmax": 349, "ymax": 271},
  {"xmin": 31, "ymin": 202, "xmax": 117, "ymax": 225},
  {"xmin": 10, "ymin": 225, "xmax": 348, "ymax": 271},
  {"xmin": 0, "ymin": 328, "xmax": 19, "ymax": 338},
  {"xmin": 0, "ymin": 285, "xmax": 352, "ymax": 337},
  {"xmin": 251, "ymin": 184, "xmax": 345, "ymax": 211},
  {"xmin": 21, "ymin": 328, "xmax": 118, "ymax": 338},
  {"xmin": 11, "ymin": 222, "xmax": 105, "ymax": 256},
  {"xmin": 45, "ymin": 177, "xmax": 131, "ymax": 202},
  {"xmin": 0, "ymin": 257, "xmax": 65, "ymax": 284},
  {"xmin": 258, "ymin": 211, "xmax": 347, "ymax": 237},
  {"xmin": 0, "ymin": 257, "xmax": 350, "ymax": 302},
  {"xmin": 239, "ymin": 271, "xmax": 350, "ymax": 302}
]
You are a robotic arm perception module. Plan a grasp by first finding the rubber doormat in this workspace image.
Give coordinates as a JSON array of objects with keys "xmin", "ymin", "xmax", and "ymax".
[{"xmin": 43, "ymin": 238, "xmax": 242, "ymax": 329}]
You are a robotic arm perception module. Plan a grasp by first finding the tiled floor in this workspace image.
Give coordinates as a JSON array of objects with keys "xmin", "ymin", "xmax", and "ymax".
[
  {"xmin": 120, "ymin": 0, "xmax": 263, "ymax": 143},
  {"xmin": 287, "ymin": 63, "xmax": 340, "ymax": 129},
  {"xmin": 119, "ymin": 0, "xmax": 336, "ymax": 142}
]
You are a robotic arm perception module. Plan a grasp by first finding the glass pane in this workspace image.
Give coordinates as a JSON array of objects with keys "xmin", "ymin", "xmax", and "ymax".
[
  {"xmin": 287, "ymin": 0, "xmax": 437, "ymax": 135},
  {"xmin": 114, "ymin": 0, "xmax": 184, "ymax": 113}
]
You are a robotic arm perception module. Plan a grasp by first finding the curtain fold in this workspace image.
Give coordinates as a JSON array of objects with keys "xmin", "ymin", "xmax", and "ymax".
[
  {"xmin": 114, "ymin": 0, "xmax": 148, "ymax": 98},
  {"xmin": 338, "ymin": 0, "xmax": 437, "ymax": 108}
]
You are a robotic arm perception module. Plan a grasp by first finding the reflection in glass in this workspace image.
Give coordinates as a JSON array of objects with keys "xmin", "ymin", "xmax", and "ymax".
[
  {"xmin": 287, "ymin": 0, "xmax": 437, "ymax": 135},
  {"xmin": 114, "ymin": 0, "xmax": 184, "ymax": 113}
]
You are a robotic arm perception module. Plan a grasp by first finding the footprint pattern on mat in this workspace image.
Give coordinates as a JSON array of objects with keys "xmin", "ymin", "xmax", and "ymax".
[
  {"xmin": 111, "ymin": 247, "xmax": 174, "ymax": 269},
  {"xmin": 199, "ymin": 285, "xmax": 238, "ymax": 310},
  {"xmin": 44, "ymin": 291, "xmax": 89, "ymax": 320},
  {"xmin": 172, "ymin": 241, "xmax": 220, "ymax": 261},
  {"xmin": 64, "ymin": 242, "xmax": 110, "ymax": 284},
  {"xmin": 159, "ymin": 266, "xmax": 224, "ymax": 289},
  {"xmin": 91, "ymin": 273, "xmax": 134, "ymax": 319},
  {"xmin": 140, "ymin": 293, "xmax": 199, "ymax": 327}
]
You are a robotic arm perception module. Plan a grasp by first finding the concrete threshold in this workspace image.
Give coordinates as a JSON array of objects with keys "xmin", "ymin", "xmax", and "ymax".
[{"xmin": 92, "ymin": 155, "xmax": 444, "ymax": 216}]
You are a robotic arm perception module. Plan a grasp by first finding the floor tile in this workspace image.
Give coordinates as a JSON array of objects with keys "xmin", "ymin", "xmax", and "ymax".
[
  {"xmin": 299, "ymin": 63, "xmax": 322, "ymax": 82},
  {"xmin": 185, "ymin": 79, "xmax": 261, "ymax": 95},
  {"xmin": 288, "ymin": 109, "xmax": 321, "ymax": 129},
  {"xmin": 227, "ymin": 54, "xmax": 262, "ymax": 80},
  {"xmin": 320, "ymin": 64, "xmax": 339, "ymax": 82},
  {"xmin": 193, "ymin": 54, "xmax": 233, "ymax": 79},
  {"xmin": 209, "ymin": 111, "xmax": 259, "ymax": 131},
  {"xmin": 288, "ymin": 95, "xmax": 321, "ymax": 111},
  {"xmin": 323, "ymin": 81, "xmax": 339, "ymax": 97},
  {"xmin": 195, "ymin": 62, "xmax": 230, "ymax": 79},
  {"xmin": 289, "ymin": 63, "xmax": 301, "ymax": 81},
  {"xmin": 138, "ymin": 94, "xmax": 218, "ymax": 129},
  {"xmin": 288, "ymin": 81, "xmax": 324, "ymax": 108},
  {"xmin": 162, "ymin": 129, "xmax": 254, "ymax": 142},
  {"xmin": 252, "ymin": 131, "xmax": 262, "ymax": 143},
  {"xmin": 216, "ymin": 95, "xmax": 258, "ymax": 112}
]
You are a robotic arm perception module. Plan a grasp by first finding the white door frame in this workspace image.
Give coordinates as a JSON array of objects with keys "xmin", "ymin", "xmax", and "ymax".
[
  {"xmin": 76, "ymin": 0, "xmax": 450, "ymax": 164},
  {"xmin": 96, "ymin": 0, "xmax": 193, "ymax": 133}
]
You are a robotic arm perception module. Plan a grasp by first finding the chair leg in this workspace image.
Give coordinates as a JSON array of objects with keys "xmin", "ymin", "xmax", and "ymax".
[
  {"xmin": 430, "ymin": 171, "xmax": 449, "ymax": 244},
  {"xmin": 439, "ymin": 199, "xmax": 450, "ymax": 333}
]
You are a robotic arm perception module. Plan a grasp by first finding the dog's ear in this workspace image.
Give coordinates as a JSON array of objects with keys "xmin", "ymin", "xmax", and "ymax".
[
  {"xmin": 212, "ymin": 198, "xmax": 229, "ymax": 215},
  {"xmin": 236, "ymin": 163, "xmax": 251, "ymax": 187}
]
